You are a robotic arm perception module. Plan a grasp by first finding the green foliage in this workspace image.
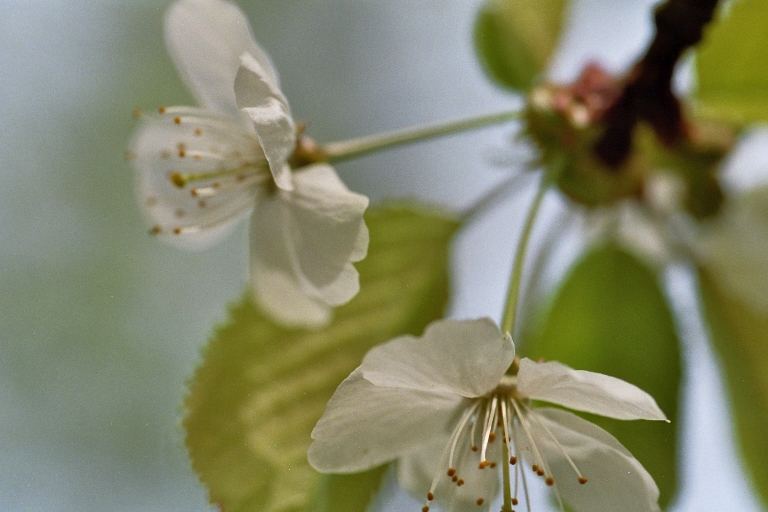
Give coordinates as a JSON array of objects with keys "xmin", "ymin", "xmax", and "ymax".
[
  {"xmin": 474, "ymin": 0, "xmax": 567, "ymax": 91},
  {"xmin": 307, "ymin": 467, "xmax": 388, "ymax": 512},
  {"xmin": 526, "ymin": 244, "xmax": 681, "ymax": 506},
  {"xmin": 695, "ymin": 0, "xmax": 768, "ymax": 124},
  {"xmin": 699, "ymin": 271, "xmax": 768, "ymax": 507},
  {"xmin": 183, "ymin": 205, "xmax": 459, "ymax": 512}
]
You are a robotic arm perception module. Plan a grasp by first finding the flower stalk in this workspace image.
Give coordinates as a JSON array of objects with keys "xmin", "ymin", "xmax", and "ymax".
[{"xmin": 321, "ymin": 110, "xmax": 520, "ymax": 162}]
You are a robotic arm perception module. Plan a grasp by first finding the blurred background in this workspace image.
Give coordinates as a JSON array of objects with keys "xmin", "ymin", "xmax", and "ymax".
[{"xmin": 0, "ymin": 0, "xmax": 761, "ymax": 510}]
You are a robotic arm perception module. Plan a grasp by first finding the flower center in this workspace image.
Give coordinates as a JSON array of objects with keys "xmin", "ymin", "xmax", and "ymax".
[
  {"xmin": 139, "ymin": 106, "xmax": 274, "ymax": 237},
  {"xmin": 420, "ymin": 390, "xmax": 588, "ymax": 512}
]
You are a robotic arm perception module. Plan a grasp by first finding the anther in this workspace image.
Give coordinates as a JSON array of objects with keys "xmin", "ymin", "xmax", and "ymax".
[
  {"xmin": 169, "ymin": 171, "xmax": 186, "ymax": 188},
  {"xmin": 478, "ymin": 461, "xmax": 490, "ymax": 469},
  {"xmin": 536, "ymin": 469, "xmax": 545, "ymax": 477},
  {"xmin": 509, "ymin": 456, "xmax": 517, "ymax": 465},
  {"xmin": 149, "ymin": 225, "xmax": 162, "ymax": 235},
  {"xmin": 421, "ymin": 506, "xmax": 429, "ymax": 512},
  {"xmin": 173, "ymin": 116, "xmax": 182, "ymax": 125},
  {"xmin": 578, "ymin": 477, "xmax": 589, "ymax": 485},
  {"xmin": 471, "ymin": 445, "xmax": 479, "ymax": 452},
  {"xmin": 177, "ymin": 143, "xmax": 186, "ymax": 158},
  {"xmin": 490, "ymin": 462, "xmax": 497, "ymax": 468},
  {"xmin": 531, "ymin": 464, "xmax": 539, "ymax": 473},
  {"xmin": 157, "ymin": 106, "xmax": 166, "ymax": 114},
  {"xmin": 457, "ymin": 479, "xmax": 464, "ymax": 486},
  {"xmin": 512, "ymin": 498, "xmax": 519, "ymax": 506},
  {"xmin": 451, "ymin": 475, "xmax": 458, "ymax": 483},
  {"xmin": 476, "ymin": 498, "xmax": 484, "ymax": 506},
  {"xmin": 447, "ymin": 468, "xmax": 456, "ymax": 477},
  {"xmin": 172, "ymin": 227, "xmax": 182, "ymax": 235},
  {"xmin": 131, "ymin": 107, "xmax": 143, "ymax": 119},
  {"xmin": 545, "ymin": 477, "xmax": 555, "ymax": 486},
  {"xmin": 194, "ymin": 128, "xmax": 203, "ymax": 137},
  {"xmin": 489, "ymin": 432, "xmax": 496, "ymax": 443},
  {"xmin": 426, "ymin": 492, "xmax": 434, "ymax": 501}
]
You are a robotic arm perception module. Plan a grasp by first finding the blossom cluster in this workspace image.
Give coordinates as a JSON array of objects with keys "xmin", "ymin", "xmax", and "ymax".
[{"xmin": 126, "ymin": 0, "xmax": 766, "ymax": 510}]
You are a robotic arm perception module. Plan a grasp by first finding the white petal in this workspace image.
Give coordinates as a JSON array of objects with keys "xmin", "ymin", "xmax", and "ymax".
[
  {"xmin": 165, "ymin": 0, "xmax": 279, "ymax": 114},
  {"xmin": 516, "ymin": 358, "xmax": 668, "ymax": 421},
  {"xmin": 235, "ymin": 52, "xmax": 295, "ymax": 190},
  {"xmin": 308, "ymin": 370, "xmax": 464, "ymax": 473},
  {"xmin": 249, "ymin": 197, "xmax": 331, "ymax": 327},
  {"xmin": 130, "ymin": 111, "xmax": 264, "ymax": 250},
  {"xmin": 360, "ymin": 318, "xmax": 515, "ymax": 398},
  {"xmin": 534, "ymin": 408, "xmax": 661, "ymax": 512},
  {"xmin": 280, "ymin": 165, "xmax": 369, "ymax": 305},
  {"xmin": 398, "ymin": 430, "xmax": 500, "ymax": 512}
]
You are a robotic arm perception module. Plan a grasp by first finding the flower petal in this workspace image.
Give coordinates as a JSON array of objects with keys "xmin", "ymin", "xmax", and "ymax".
[
  {"xmin": 280, "ymin": 165, "xmax": 369, "ymax": 305},
  {"xmin": 130, "ymin": 110, "xmax": 264, "ymax": 249},
  {"xmin": 249, "ymin": 196, "xmax": 332, "ymax": 327},
  {"xmin": 308, "ymin": 370, "xmax": 464, "ymax": 473},
  {"xmin": 516, "ymin": 358, "xmax": 668, "ymax": 421},
  {"xmin": 165, "ymin": 0, "xmax": 279, "ymax": 114},
  {"xmin": 360, "ymin": 318, "xmax": 515, "ymax": 398},
  {"xmin": 534, "ymin": 408, "xmax": 661, "ymax": 512},
  {"xmin": 398, "ymin": 430, "xmax": 500, "ymax": 512},
  {"xmin": 235, "ymin": 52, "xmax": 295, "ymax": 190}
]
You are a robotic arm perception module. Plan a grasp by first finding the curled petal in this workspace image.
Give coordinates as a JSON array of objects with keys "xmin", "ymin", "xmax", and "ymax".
[
  {"xmin": 360, "ymin": 318, "xmax": 515, "ymax": 398},
  {"xmin": 534, "ymin": 408, "xmax": 661, "ymax": 512},
  {"xmin": 130, "ymin": 110, "xmax": 265, "ymax": 249},
  {"xmin": 308, "ymin": 371, "xmax": 464, "ymax": 473},
  {"xmin": 235, "ymin": 52, "xmax": 295, "ymax": 190},
  {"xmin": 281, "ymin": 165, "xmax": 369, "ymax": 305},
  {"xmin": 165, "ymin": 0, "xmax": 279, "ymax": 115},
  {"xmin": 517, "ymin": 358, "xmax": 668, "ymax": 421},
  {"xmin": 249, "ymin": 197, "xmax": 331, "ymax": 327}
]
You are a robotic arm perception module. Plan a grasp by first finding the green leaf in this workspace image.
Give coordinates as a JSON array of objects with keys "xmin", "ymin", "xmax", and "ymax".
[
  {"xmin": 699, "ymin": 271, "xmax": 768, "ymax": 507},
  {"xmin": 525, "ymin": 244, "xmax": 682, "ymax": 506},
  {"xmin": 307, "ymin": 467, "xmax": 388, "ymax": 512},
  {"xmin": 474, "ymin": 0, "xmax": 567, "ymax": 91},
  {"xmin": 183, "ymin": 205, "xmax": 459, "ymax": 512},
  {"xmin": 695, "ymin": 0, "xmax": 768, "ymax": 124}
]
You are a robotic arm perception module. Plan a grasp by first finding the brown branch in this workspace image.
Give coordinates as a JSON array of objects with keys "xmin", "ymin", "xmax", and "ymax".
[{"xmin": 593, "ymin": 0, "xmax": 721, "ymax": 167}]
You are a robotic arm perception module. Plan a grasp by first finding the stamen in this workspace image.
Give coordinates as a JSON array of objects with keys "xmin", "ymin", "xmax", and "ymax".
[
  {"xmin": 510, "ymin": 400, "xmax": 549, "ymax": 480},
  {"xmin": 480, "ymin": 396, "xmax": 498, "ymax": 466},
  {"xmin": 170, "ymin": 164, "xmax": 267, "ymax": 189},
  {"xmin": 521, "ymin": 402, "xmax": 588, "ymax": 485}
]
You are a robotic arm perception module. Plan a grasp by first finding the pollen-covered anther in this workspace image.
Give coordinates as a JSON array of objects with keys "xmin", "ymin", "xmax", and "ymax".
[
  {"xmin": 471, "ymin": 445, "xmax": 478, "ymax": 452},
  {"xmin": 512, "ymin": 498, "xmax": 519, "ymax": 506},
  {"xmin": 478, "ymin": 460, "xmax": 491, "ymax": 470},
  {"xmin": 489, "ymin": 462, "xmax": 497, "ymax": 468},
  {"xmin": 488, "ymin": 432, "xmax": 496, "ymax": 443},
  {"xmin": 173, "ymin": 116, "xmax": 182, "ymax": 125},
  {"xmin": 157, "ymin": 106, "xmax": 166, "ymax": 114},
  {"xmin": 545, "ymin": 476, "xmax": 555, "ymax": 486},
  {"xmin": 421, "ymin": 506, "xmax": 429, "ymax": 512},
  {"xmin": 457, "ymin": 479, "xmax": 464, "ymax": 486},
  {"xmin": 509, "ymin": 455, "xmax": 517, "ymax": 465},
  {"xmin": 475, "ymin": 498, "xmax": 484, "ymax": 506},
  {"xmin": 426, "ymin": 492, "xmax": 434, "ymax": 501},
  {"xmin": 531, "ymin": 464, "xmax": 540, "ymax": 473},
  {"xmin": 447, "ymin": 468, "xmax": 456, "ymax": 477},
  {"xmin": 451, "ymin": 475, "xmax": 458, "ymax": 483},
  {"xmin": 578, "ymin": 476, "xmax": 589, "ymax": 485},
  {"xmin": 177, "ymin": 143, "xmax": 187, "ymax": 158},
  {"xmin": 169, "ymin": 171, "xmax": 186, "ymax": 188},
  {"xmin": 149, "ymin": 225, "xmax": 162, "ymax": 235}
]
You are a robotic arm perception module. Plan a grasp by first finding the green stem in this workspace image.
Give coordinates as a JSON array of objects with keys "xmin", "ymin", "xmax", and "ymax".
[
  {"xmin": 499, "ymin": 169, "xmax": 553, "ymax": 336},
  {"xmin": 321, "ymin": 110, "xmax": 519, "ymax": 162},
  {"xmin": 501, "ymin": 423, "xmax": 514, "ymax": 512}
]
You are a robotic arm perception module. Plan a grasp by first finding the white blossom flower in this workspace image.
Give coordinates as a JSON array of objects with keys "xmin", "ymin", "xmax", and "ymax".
[
  {"xmin": 128, "ymin": 0, "xmax": 369, "ymax": 327},
  {"xmin": 308, "ymin": 318, "xmax": 667, "ymax": 512}
]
